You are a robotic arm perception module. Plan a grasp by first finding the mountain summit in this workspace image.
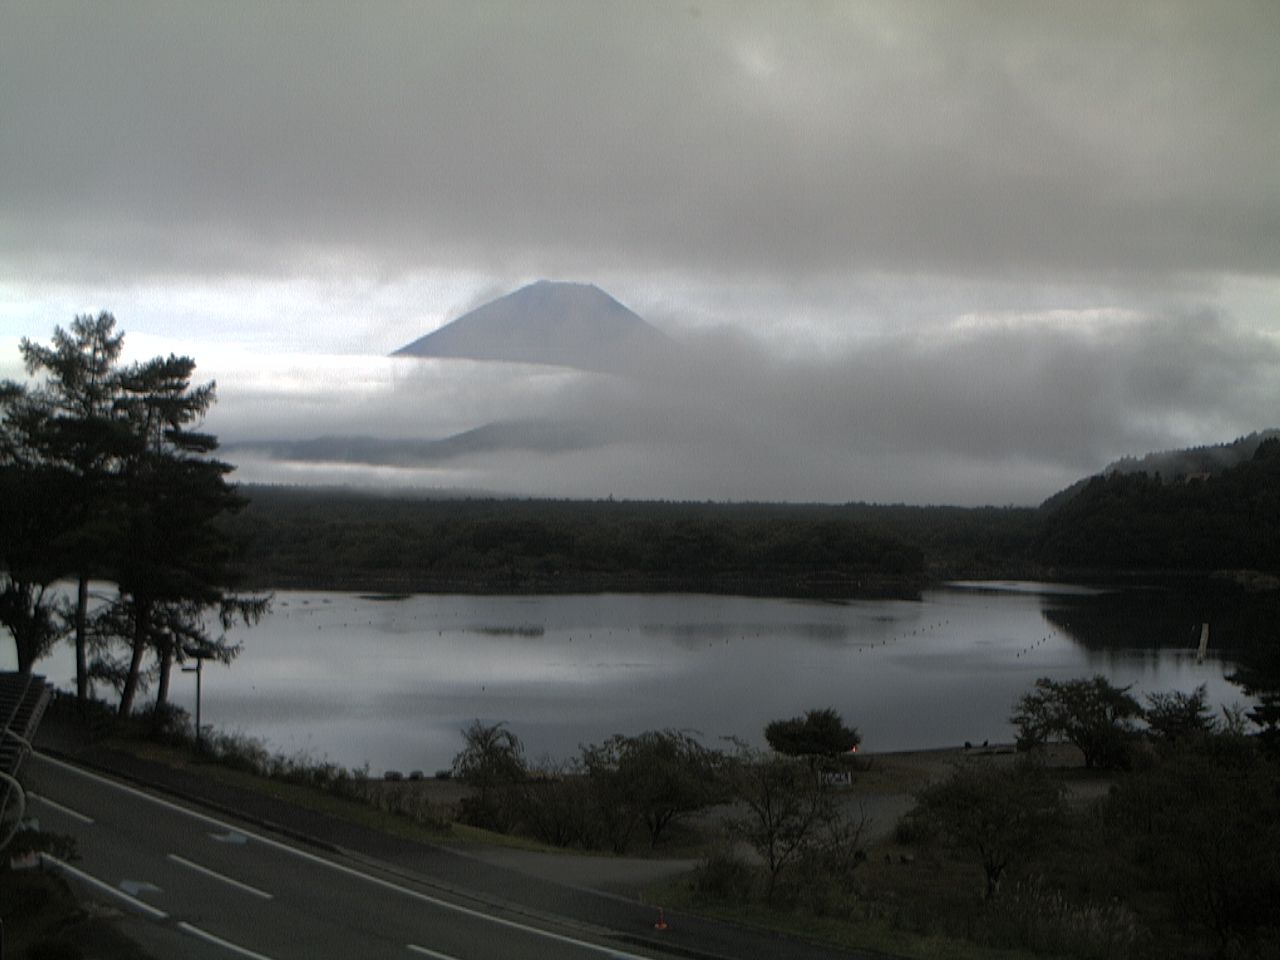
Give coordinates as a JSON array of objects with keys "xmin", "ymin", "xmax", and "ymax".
[{"xmin": 392, "ymin": 280, "xmax": 672, "ymax": 374}]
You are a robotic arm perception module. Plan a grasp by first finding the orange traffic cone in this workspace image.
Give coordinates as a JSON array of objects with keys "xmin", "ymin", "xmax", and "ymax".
[{"xmin": 654, "ymin": 907, "xmax": 669, "ymax": 931}]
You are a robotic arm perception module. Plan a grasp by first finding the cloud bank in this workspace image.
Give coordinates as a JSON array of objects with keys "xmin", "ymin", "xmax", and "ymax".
[
  {"xmin": 4, "ymin": 2, "xmax": 1278, "ymax": 281},
  {"xmin": 206, "ymin": 304, "xmax": 1278, "ymax": 505}
]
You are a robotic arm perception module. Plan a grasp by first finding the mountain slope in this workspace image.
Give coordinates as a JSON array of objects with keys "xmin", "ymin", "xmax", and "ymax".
[
  {"xmin": 392, "ymin": 280, "xmax": 673, "ymax": 374},
  {"xmin": 1041, "ymin": 429, "xmax": 1280, "ymax": 511},
  {"xmin": 1036, "ymin": 436, "xmax": 1280, "ymax": 570},
  {"xmin": 1102, "ymin": 430, "xmax": 1280, "ymax": 480},
  {"xmin": 224, "ymin": 419, "xmax": 607, "ymax": 466}
]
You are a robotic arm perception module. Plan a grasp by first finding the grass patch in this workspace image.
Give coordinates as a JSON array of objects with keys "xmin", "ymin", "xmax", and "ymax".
[
  {"xmin": 95, "ymin": 731, "xmax": 577, "ymax": 855},
  {"xmin": 445, "ymin": 820, "xmax": 576, "ymax": 853},
  {"xmin": 649, "ymin": 813, "xmax": 1143, "ymax": 960},
  {"xmin": 0, "ymin": 869, "xmax": 155, "ymax": 960},
  {"xmin": 97, "ymin": 732, "xmax": 460, "ymax": 842},
  {"xmin": 648, "ymin": 870, "xmax": 1043, "ymax": 960}
]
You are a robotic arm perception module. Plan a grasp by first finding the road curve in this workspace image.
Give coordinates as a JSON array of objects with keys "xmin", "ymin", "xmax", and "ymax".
[{"xmin": 27, "ymin": 752, "xmax": 668, "ymax": 960}]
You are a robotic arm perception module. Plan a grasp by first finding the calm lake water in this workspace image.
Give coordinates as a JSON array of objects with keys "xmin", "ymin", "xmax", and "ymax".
[{"xmin": 19, "ymin": 582, "xmax": 1247, "ymax": 775}]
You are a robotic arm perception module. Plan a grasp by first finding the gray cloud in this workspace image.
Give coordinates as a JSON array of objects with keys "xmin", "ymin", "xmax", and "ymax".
[{"xmin": 3, "ymin": 1, "xmax": 1278, "ymax": 281}]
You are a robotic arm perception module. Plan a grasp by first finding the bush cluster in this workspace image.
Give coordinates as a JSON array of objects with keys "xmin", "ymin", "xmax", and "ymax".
[
  {"xmin": 887, "ymin": 679, "xmax": 1280, "ymax": 958},
  {"xmin": 450, "ymin": 723, "xmax": 728, "ymax": 854}
]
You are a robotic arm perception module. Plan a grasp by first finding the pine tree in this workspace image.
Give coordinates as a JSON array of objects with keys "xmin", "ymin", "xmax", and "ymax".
[{"xmin": 10, "ymin": 313, "xmax": 132, "ymax": 691}]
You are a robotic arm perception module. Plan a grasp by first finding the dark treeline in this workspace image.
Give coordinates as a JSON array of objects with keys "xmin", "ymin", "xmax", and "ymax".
[
  {"xmin": 223, "ymin": 439, "xmax": 1280, "ymax": 596},
  {"xmin": 220, "ymin": 490, "xmax": 958, "ymax": 596}
]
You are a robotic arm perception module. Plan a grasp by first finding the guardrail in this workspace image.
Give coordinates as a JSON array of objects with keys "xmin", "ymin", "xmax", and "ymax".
[{"xmin": 0, "ymin": 671, "xmax": 54, "ymax": 852}]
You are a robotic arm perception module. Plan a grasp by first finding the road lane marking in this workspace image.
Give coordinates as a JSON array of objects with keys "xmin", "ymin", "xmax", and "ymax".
[
  {"xmin": 168, "ymin": 853, "xmax": 274, "ymax": 900},
  {"xmin": 39, "ymin": 854, "xmax": 169, "ymax": 920},
  {"xmin": 236, "ymin": 835, "xmax": 660, "ymax": 960},
  {"xmin": 34, "ymin": 753, "xmax": 657, "ymax": 960},
  {"xmin": 28, "ymin": 792, "xmax": 95, "ymax": 823},
  {"xmin": 407, "ymin": 945, "xmax": 462, "ymax": 959},
  {"xmin": 120, "ymin": 879, "xmax": 163, "ymax": 897},
  {"xmin": 177, "ymin": 921, "xmax": 278, "ymax": 960}
]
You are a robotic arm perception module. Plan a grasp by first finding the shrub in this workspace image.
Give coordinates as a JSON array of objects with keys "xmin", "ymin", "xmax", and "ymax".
[
  {"xmin": 892, "ymin": 810, "xmax": 935, "ymax": 846},
  {"xmin": 1104, "ymin": 735, "xmax": 1280, "ymax": 948},
  {"xmin": 518, "ymin": 766, "xmax": 597, "ymax": 848},
  {"xmin": 1011, "ymin": 676, "xmax": 1142, "ymax": 769},
  {"xmin": 579, "ymin": 730, "xmax": 724, "ymax": 852},
  {"xmin": 912, "ymin": 760, "xmax": 1066, "ymax": 899},
  {"xmin": 765, "ymin": 707, "xmax": 861, "ymax": 762},
  {"xmin": 726, "ymin": 749, "xmax": 830, "ymax": 900},
  {"xmin": 689, "ymin": 848, "xmax": 756, "ymax": 903},
  {"xmin": 1143, "ymin": 684, "xmax": 1215, "ymax": 741},
  {"xmin": 980, "ymin": 876, "xmax": 1141, "ymax": 959},
  {"xmin": 135, "ymin": 700, "xmax": 193, "ymax": 744},
  {"xmin": 452, "ymin": 720, "xmax": 527, "ymax": 833},
  {"xmin": 783, "ymin": 810, "xmax": 869, "ymax": 917}
]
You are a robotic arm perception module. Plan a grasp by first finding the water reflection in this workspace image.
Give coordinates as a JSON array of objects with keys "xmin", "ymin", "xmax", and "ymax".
[{"xmin": 1042, "ymin": 576, "xmax": 1280, "ymax": 653}]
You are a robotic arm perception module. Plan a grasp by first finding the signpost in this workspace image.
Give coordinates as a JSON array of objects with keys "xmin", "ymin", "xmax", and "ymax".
[{"xmin": 181, "ymin": 648, "xmax": 207, "ymax": 753}]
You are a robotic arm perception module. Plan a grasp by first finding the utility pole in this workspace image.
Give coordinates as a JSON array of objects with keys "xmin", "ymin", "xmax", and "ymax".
[{"xmin": 182, "ymin": 650, "xmax": 206, "ymax": 753}]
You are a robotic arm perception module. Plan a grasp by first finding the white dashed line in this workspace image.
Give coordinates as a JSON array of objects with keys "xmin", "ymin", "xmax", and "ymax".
[
  {"xmin": 168, "ymin": 853, "xmax": 274, "ymax": 900},
  {"xmin": 176, "ymin": 920, "xmax": 279, "ymax": 960},
  {"xmin": 28, "ymin": 791, "xmax": 95, "ymax": 823}
]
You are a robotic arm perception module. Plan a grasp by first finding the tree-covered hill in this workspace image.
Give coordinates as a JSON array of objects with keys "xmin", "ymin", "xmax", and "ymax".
[
  {"xmin": 1040, "ymin": 429, "xmax": 1279, "ymax": 512},
  {"xmin": 1037, "ymin": 437, "xmax": 1280, "ymax": 571}
]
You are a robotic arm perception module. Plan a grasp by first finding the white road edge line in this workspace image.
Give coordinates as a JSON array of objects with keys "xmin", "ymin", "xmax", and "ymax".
[
  {"xmin": 177, "ymin": 920, "xmax": 278, "ymax": 960},
  {"xmin": 28, "ymin": 791, "xmax": 95, "ymax": 823},
  {"xmin": 168, "ymin": 853, "xmax": 275, "ymax": 900},
  {"xmin": 406, "ymin": 945, "xmax": 462, "ymax": 959},
  {"xmin": 38, "ymin": 853, "xmax": 168, "ymax": 920},
  {"xmin": 34, "ymin": 752, "xmax": 655, "ymax": 960}
]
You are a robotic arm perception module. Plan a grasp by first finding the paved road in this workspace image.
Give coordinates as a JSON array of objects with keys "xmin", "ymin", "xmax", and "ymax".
[{"xmin": 26, "ymin": 753, "xmax": 675, "ymax": 960}]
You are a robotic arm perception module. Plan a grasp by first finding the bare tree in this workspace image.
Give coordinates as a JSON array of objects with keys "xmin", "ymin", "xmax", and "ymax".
[
  {"xmin": 912, "ymin": 761, "xmax": 1065, "ymax": 899},
  {"xmin": 726, "ymin": 744, "xmax": 832, "ymax": 900}
]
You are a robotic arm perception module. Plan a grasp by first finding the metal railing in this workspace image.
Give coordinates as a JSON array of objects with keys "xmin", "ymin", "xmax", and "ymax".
[{"xmin": 0, "ymin": 671, "xmax": 54, "ymax": 853}]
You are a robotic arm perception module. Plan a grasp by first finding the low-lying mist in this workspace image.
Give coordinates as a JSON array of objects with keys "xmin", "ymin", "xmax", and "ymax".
[{"xmin": 209, "ymin": 306, "xmax": 1277, "ymax": 505}]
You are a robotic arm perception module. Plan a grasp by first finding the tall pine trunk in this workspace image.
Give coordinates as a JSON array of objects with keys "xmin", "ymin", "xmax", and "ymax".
[
  {"xmin": 75, "ymin": 574, "xmax": 89, "ymax": 702},
  {"xmin": 15, "ymin": 632, "xmax": 36, "ymax": 676},
  {"xmin": 155, "ymin": 633, "xmax": 174, "ymax": 710},
  {"xmin": 117, "ymin": 601, "xmax": 150, "ymax": 718}
]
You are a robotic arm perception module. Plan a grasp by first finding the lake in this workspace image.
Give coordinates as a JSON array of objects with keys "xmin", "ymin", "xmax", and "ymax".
[{"xmin": 13, "ymin": 581, "xmax": 1250, "ymax": 774}]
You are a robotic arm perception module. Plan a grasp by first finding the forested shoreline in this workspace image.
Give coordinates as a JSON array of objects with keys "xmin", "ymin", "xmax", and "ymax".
[
  {"xmin": 222, "ymin": 437, "xmax": 1280, "ymax": 597},
  {"xmin": 220, "ymin": 487, "xmax": 1046, "ymax": 596}
]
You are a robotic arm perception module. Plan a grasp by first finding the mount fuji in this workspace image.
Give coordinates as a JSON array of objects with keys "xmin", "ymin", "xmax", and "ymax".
[{"xmin": 392, "ymin": 280, "xmax": 674, "ymax": 375}]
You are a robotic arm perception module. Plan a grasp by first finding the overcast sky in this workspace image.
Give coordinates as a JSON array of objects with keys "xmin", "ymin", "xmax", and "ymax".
[{"xmin": 3, "ymin": 1, "xmax": 1278, "ymax": 505}]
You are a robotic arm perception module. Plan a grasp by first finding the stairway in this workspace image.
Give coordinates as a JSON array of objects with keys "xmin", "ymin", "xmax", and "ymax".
[{"xmin": 0, "ymin": 670, "xmax": 54, "ymax": 836}]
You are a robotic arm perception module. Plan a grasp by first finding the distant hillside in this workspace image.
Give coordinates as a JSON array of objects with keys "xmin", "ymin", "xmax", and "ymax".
[
  {"xmin": 225, "ymin": 419, "xmax": 606, "ymax": 466},
  {"xmin": 392, "ymin": 280, "xmax": 674, "ymax": 374},
  {"xmin": 1104, "ymin": 430, "xmax": 1280, "ymax": 481},
  {"xmin": 1037, "ymin": 436, "xmax": 1280, "ymax": 571},
  {"xmin": 1042, "ymin": 429, "xmax": 1280, "ymax": 511}
]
